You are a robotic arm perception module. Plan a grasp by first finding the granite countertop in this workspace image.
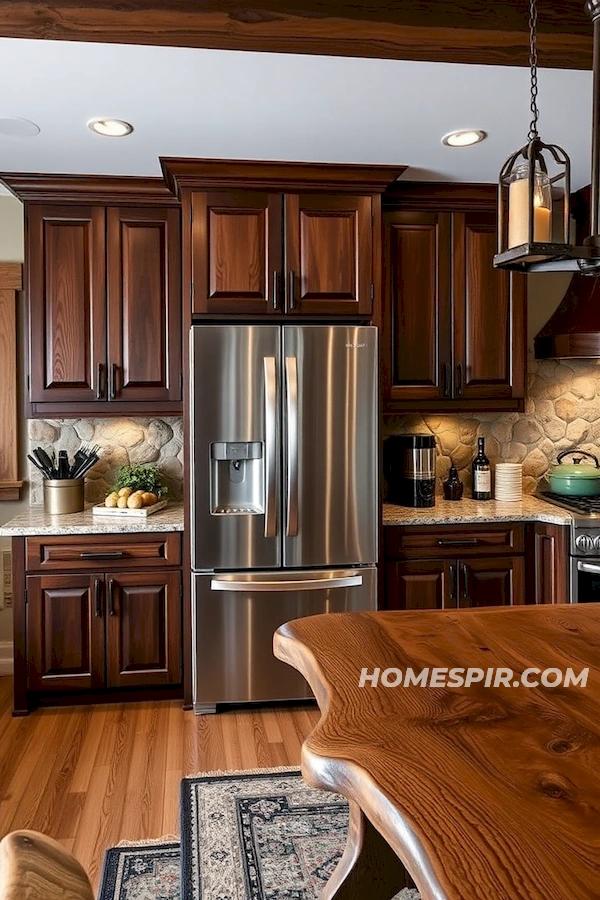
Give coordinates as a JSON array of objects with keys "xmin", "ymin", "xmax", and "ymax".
[
  {"xmin": 383, "ymin": 495, "xmax": 572, "ymax": 527},
  {"xmin": 0, "ymin": 502, "xmax": 185, "ymax": 536}
]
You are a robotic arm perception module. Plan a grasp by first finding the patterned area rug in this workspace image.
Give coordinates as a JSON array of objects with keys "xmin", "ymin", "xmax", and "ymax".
[
  {"xmin": 181, "ymin": 767, "xmax": 419, "ymax": 900},
  {"xmin": 98, "ymin": 767, "xmax": 420, "ymax": 899}
]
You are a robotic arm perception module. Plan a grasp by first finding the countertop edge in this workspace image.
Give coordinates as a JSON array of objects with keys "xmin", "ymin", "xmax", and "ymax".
[
  {"xmin": 0, "ymin": 503, "xmax": 185, "ymax": 537},
  {"xmin": 382, "ymin": 498, "xmax": 572, "ymax": 527}
]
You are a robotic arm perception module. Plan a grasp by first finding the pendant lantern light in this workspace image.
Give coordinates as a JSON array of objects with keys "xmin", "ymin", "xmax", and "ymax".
[{"xmin": 494, "ymin": 0, "xmax": 600, "ymax": 273}]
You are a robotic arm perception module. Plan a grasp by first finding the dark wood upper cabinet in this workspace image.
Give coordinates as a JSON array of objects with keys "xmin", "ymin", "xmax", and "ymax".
[
  {"xmin": 382, "ymin": 185, "xmax": 526, "ymax": 412},
  {"xmin": 191, "ymin": 191, "xmax": 282, "ymax": 315},
  {"xmin": 28, "ymin": 205, "xmax": 106, "ymax": 404},
  {"xmin": 383, "ymin": 210, "xmax": 451, "ymax": 402},
  {"xmin": 4, "ymin": 175, "xmax": 183, "ymax": 416},
  {"xmin": 453, "ymin": 211, "xmax": 525, "ymax": 401},
  {"xmin": 191, "ymin": 190, "xmax": 373, "ymax": 316},
  {"xmin": 162, "ymin": 158, "xmax": 404, "ymax": 319},
  {"xmin": 107, "ymin": 207, "xmax": 181, "ymax": 402},
  {"xmin": 285, "ymin": 194, "xmax": 373, "ymax": 316}
]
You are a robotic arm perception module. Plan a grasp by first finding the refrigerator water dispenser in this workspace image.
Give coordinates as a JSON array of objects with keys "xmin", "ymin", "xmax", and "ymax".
[{"xmin": 210, "ymin": 442, "xmax": 264, "ymax": 515}]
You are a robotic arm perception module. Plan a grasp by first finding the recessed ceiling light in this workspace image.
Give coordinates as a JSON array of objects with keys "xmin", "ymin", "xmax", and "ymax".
[
  {"xmin": 88, "ymin": 118, "xmax": 134, "ymax": 137},
  {"xmin": 0, "ymin": 117, "xmax": 40, "ymax": 137},
  {"xmin": 442, "ymin": 130, "xmax": 487, "ymax": 148}
]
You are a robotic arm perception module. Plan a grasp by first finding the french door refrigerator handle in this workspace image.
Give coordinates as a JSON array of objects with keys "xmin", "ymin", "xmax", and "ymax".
[
  {"xmin": 285, "ymin": 356, "xmax": 299, "ymax": 537},
  {"xmin": 264, "ymin": 356, "xmax": 277, "ymax": 538},
  {"xmin": 210, "ymin": 573, "xmax": 363, "ymax": 592}
]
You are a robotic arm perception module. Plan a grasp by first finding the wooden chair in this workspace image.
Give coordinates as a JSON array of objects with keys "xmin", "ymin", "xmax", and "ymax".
[{"xmin": 0, "ymin": 830, "xmax": 94, "ymax": 900}]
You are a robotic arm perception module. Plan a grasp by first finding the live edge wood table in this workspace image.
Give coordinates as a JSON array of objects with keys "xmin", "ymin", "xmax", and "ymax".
[{"xmin": 274, "ymin": 605, "xmax": 600, "ymax": 900}]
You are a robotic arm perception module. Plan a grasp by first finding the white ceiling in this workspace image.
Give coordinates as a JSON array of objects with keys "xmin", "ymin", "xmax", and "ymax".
[{"xmin": 0, "ymin": 36, "xmax": 593, "ymax": 192}]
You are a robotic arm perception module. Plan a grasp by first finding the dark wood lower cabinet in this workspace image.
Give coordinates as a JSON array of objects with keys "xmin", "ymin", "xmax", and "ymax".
[
  {"xmin": 384, "ymin": 523, "xmax": 533, "ymax": 610},
  {"xmin": 458, "ymin": 556, "xmax": 525, "ymax": 608},
  {"xmin": 27, "ymin": 574, "xmax": 105, "ymax": 692},
  {"xmin": 386, "ymin": 560, "xmax": 451, "ymax": 610},
  {"xmin": 105, "ymin": 571, "xmax": 182, "ymax": 688},
  {"xmin": 14, "ymin": 533, "xmax": 183, "ymax": 712},
  {"xmin": 386, "ymin": 555, "xmax": 526, "ymax": 610},
  {"xmin": 26, "ymin": 570, "xmax": 182, "ymax": 695},
  {"xmin": 529, "ymin": 522, "xmax": 570, "ymax": 605}
]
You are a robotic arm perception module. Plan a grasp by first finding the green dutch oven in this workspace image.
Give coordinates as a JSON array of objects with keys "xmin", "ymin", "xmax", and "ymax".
[{"xmin": 546, "ymin": 450, "xmax": 600, "ymax": 497}]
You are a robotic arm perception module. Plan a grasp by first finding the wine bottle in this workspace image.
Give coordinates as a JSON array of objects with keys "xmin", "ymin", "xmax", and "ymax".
[{"xmin": 472, "ymin": 437, "xmax": 491, "ymax": 501}]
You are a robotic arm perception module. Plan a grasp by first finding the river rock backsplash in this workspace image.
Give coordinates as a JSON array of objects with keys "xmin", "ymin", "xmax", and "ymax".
[
  {"xmin": 28, "ymin": 417, "xmax": 184, "ymax": 505},
  {"xmin": 384, "ymin": 356, "xmax": 600, "ymax": 495}
]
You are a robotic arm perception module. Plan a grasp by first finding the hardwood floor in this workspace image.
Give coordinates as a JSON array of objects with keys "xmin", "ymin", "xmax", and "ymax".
[{"xmin": 0, "ymin": 677, "xmax": 319, "ymax": 891}]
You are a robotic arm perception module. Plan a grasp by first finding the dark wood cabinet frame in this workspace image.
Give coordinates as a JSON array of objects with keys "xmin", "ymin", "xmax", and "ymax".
[{"xmin": 0, "ymin": 263, "xmax": 23, "ymax": 500}]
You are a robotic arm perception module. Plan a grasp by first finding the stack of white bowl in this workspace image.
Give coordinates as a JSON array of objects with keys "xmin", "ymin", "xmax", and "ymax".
[{"xmin": 494, "ymin": 463, "xmax": 523, "ymax": 502}]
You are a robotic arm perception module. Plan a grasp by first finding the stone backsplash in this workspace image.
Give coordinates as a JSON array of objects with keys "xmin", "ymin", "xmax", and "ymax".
[
  {"xmin": 28, "ymin": 417, "xmax": 183, "ymax": 505},
  {"xmin": 384, "ymin": 355, "xmax": 600, "ymax": 495}
]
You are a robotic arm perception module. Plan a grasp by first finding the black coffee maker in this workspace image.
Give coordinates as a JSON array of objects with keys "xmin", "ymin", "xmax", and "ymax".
[{"xmin": 385, "ymin": 434, "xmax": 436, "ymax": 508}]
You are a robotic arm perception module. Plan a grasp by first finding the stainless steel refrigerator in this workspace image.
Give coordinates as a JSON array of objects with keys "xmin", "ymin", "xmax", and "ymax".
[{"xmin": 190, "ymin": 324, "xmax": 378, "ymax": 713}]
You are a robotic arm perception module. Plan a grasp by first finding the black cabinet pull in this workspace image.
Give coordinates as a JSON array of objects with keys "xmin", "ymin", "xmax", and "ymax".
[
  {"xmin": 94, "ymin": 578, "xmax": 103, "ymax": 617},
  {"xmin": 108, "ymin": 578, "xmax": 116, "ymax": 616},
  {"xmin": 80, "ymin": 551, "xmax": 125, "ymax": 559},
  {"xmin": 96, "ymin": 363, "xmax": 105, "ymax": 400},
  {"xmin": 456, "ymin": 362, "xmax": 464, "ymax": 396},
  {"xmin": 449, "ymin": 564, "xmax": 456, "ymax": 603},
  {"xmin": 461, "ymin": 563, "xmax": 469, "ymax": 601},
  {"xmin": 288, "ymin": 271, "xmax": 296, "ymax": 310},
  {"xmin": 437, "ymin": 539, "xmax": 479, "ymax": 547},
  {"xmin": 442, "ymin": 362, "xmax": 451, "ymax": 398},
  {"xmin": 272, "ymin": 271, "xmax": 279, "ymax": 310},
  {"xmin": 109, "ymin": 363, "xmax": 118, "ymax": 400}
]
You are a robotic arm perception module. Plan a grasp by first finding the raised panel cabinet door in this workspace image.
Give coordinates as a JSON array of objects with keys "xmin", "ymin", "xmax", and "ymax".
[
  {"xmin": 532, "ymin": 523, "xmax": 569, "ymax": 605},
  {"xmin": 382, "ymin": 211, "xmax": 452, "ymax": 401},
  {"xmin": 27, "ymin": 205, "xmax": 106, "ymax": 403},
  {"xmin": 190, "ymin": 191, "xmax": 283, "ymax": 314},
  {"xmin": 26, "ymin": 574, "xmax": 105, "ymax": 691},
  {"xmin": 105, "ymin": 571, "xmax": 182, "ymax": 688},
  {"xmin": 285, "ymin": 194, "xmax": 373, "ymax": 315},
  {"xmin": 459, "ymin": 556, "xmax": 526, "ymax": 608},
  {"xmin": 385, "ymin": 559, "xmax": 455, "ymax": 610},
  {"xmin": 453, "ymin": 211, "xmax": 526, "ymax": 400},
  {"xmin": 107, "ymin": 207, "xmax": 181, "ymax": 402}
]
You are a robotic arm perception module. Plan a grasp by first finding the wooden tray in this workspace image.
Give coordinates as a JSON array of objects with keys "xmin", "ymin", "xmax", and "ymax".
[{"xmin": 92, "ymin": 500, "xmax": 168, "ymax": 518}]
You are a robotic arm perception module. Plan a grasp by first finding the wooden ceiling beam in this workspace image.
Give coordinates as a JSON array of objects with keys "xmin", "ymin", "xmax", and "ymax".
[{"xmin": 0, "ymin": 2, "xmax": 592, "ymax": 70}]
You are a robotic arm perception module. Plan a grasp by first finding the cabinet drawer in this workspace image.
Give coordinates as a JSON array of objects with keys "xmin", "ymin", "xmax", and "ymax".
[
  {"xmin": 385, "ymin": 523, "xmax": 525, "ymax": 559},
  {"xmin": 26, "ymin": 532, "xmax": 182, "ymax": 572}
]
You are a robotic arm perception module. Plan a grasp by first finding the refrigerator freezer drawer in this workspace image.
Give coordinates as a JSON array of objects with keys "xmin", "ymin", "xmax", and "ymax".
[{"xmin": 192, "ymin": 567, "xmax": 377, "ymax": 714}]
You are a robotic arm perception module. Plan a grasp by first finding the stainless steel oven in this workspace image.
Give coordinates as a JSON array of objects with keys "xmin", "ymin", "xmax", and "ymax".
[
  {"xmin": 569, "ymin": 521, "xmax": 600, "ymax": 603},
  {"xmin": 571, "ymin": 558, "xmax": 600, "ymax": 603}
]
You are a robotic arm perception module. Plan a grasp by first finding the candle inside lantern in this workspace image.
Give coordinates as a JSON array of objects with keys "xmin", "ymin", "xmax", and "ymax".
[{"xmin": 508, "ymin": 168, "xmax": 552, "ymax": 248}]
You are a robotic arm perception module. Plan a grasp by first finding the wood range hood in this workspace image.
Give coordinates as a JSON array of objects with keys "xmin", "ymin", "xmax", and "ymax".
[{"xmin": 534, "ymin": 273, "xmax": 600, "ymax": 359}]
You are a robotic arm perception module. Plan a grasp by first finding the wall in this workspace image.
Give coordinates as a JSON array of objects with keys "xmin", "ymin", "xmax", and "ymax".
[
  {"xmin": 383, "ymin": 271, "xmax": 592, "ymax": 494},
  {"xmin": 0, "ymin": 195, "xmax": 26, "ymax": 648},
  {"xmin": 28, "ymin": 418, "xmax": 184, "ymax": 504}
]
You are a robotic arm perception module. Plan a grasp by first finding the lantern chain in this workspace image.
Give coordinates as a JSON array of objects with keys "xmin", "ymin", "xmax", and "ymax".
[{"xmin": 528, "ymin": 0, "xmax": 539, "ymax": 141}]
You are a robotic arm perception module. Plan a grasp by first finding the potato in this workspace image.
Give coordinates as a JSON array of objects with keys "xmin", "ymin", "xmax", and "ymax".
[
  {"xmin": 104, "ymin": 492, "xmax": 118, "ymax": 508},
  {"xmin": 127, "ymin": 493, "xmax": 144, "ymax": 509},
  {"xmin": 117, "ymin": 496, "xmax": 128, "ymax": 509},
  {"xmin": 141, "ymin": 492, "xmax": 157, "ymax": 507},
  {"xmin": 118, "ymin": 487, "xmax": 133, "ymax": 498}
]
